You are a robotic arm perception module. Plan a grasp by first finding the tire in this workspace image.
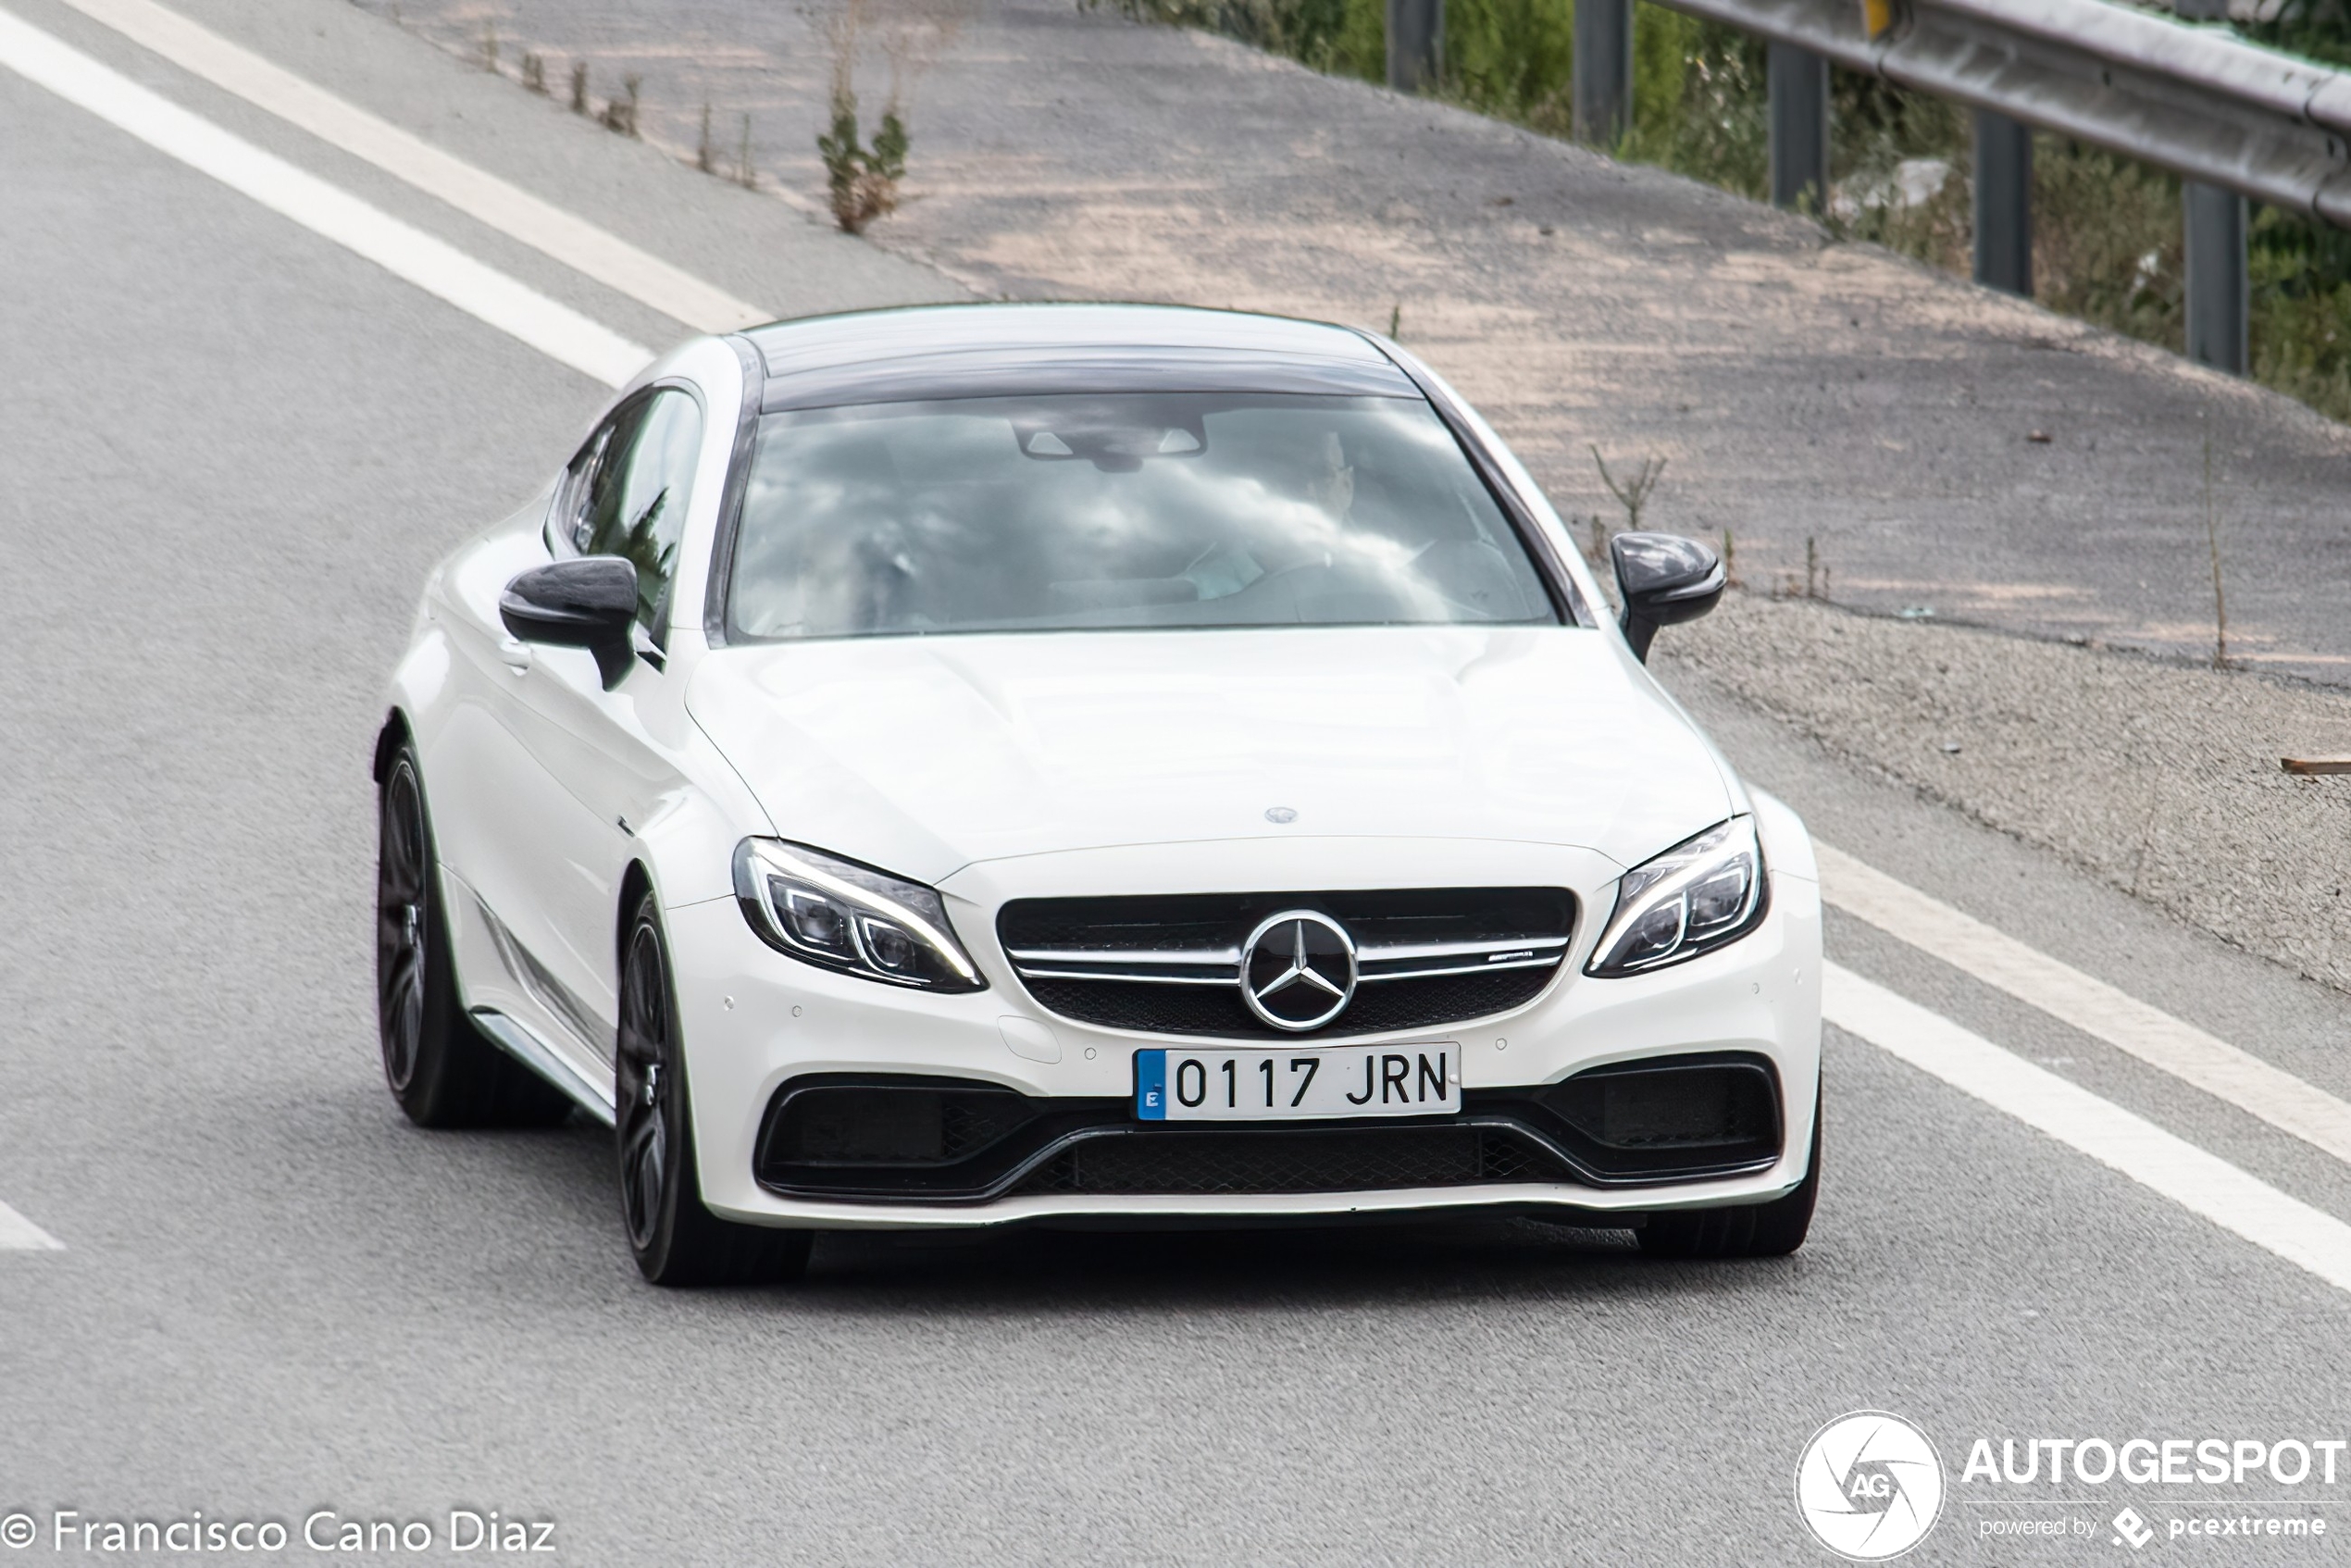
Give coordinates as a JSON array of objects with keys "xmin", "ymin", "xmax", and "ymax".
[
  {"xmin": 376, "ymin": 740, "xmax": 572, "ymax": 1129},
  {"xmin": 1637, "ymin": 1089, "xmax": 1821, "ymax": 1260},
  {"xmin": 616, "ymin": 894, "xmax": 813, "ymax": 1287}
]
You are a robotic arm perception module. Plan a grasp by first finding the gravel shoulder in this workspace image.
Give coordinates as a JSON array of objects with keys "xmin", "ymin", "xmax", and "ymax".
[{"xmin": 1655, "ymin": 591, "xmax": 2351, "ymax": 995}]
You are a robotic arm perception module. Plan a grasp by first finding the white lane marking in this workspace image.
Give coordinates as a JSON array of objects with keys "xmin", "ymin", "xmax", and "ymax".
[
  {"xmin": 56, "ymin": 0, "xmax": 770, "ymax": 334},
  {"xmin": 1817, "ymin": 841, "xmax": 2351, "ymax": 1170},
  {"xmin": 0, "ymin": 6, "xmax": 651, "ymax": 387},
  {"xmin": 0, "ymin": 1198, "xmax": 63, "ymax": 1251},
  {"xmin": 1826, "ymin": 963, "xmax": 2351, "ymax": 1296}
]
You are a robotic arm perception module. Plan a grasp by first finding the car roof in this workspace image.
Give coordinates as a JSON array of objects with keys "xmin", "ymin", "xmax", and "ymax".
[{"xmin": 740, "ymin": 303, "xmax": 1420, "ymax": 413}]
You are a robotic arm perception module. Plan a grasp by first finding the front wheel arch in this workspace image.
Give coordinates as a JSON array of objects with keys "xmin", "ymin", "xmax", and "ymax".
[
  {"xmin": 372, "ymin": 708, "xmax": 412, "ymax": 787},
  {"xmin": 616, "ymin": 859, "xmax": 656, "ymax": 976}
]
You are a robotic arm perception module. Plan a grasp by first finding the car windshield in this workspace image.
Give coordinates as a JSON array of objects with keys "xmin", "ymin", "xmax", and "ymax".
[{"xmin": 726, "ymin": 392, "xmax": 1561, "ymax": 640}]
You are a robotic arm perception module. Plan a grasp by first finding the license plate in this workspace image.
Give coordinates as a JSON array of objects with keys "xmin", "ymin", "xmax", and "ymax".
[{"xmin": 1135, "ymin": 1045, "xmax": 1460, "ymax": 1121}]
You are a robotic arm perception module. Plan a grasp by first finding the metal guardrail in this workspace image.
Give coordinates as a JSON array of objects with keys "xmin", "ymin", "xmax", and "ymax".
[
  {"xmin": 1381, "ymin": 0, "xmax": 2351, "ymax": 370},
  {"xmin": 1656, "ymin": 0, "xmax": 2351, "ymax": 225}
]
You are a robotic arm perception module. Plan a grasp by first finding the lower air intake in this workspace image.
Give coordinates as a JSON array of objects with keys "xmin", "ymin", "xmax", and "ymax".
[{"xmin": 1010, "ymin": 1125, "xmax": 1574, "ymax": 1196}]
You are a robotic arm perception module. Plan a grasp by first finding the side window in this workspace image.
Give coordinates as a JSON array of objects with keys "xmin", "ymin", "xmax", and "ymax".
[
  {"xmin": 549, "ymin": 419, "xmax": 618, "ymax": 559},
  {"xmin": 576, "ymin": 390, "xmax": 702, "ymax": 641}
]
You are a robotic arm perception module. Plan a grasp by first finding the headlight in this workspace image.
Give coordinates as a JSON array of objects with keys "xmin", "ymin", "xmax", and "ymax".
[
  {"xmin": 1585, "ymin": 817, "xmax": 1768, "ymax": 977},
  {"xmin": 732, "ymin": 839, "xmax": 986, "ymax": 992}
]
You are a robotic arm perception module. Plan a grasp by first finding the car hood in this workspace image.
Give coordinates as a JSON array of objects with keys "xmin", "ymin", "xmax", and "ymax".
[{"xmin": 686, "ymin": 627, "xmax": 1736, "ymax": 887}]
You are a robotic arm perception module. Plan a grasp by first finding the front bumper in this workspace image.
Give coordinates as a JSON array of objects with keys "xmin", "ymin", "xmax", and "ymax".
[{"xmin": 664, "ymin": 844, "xmax": 1822, "ymax": 1231}]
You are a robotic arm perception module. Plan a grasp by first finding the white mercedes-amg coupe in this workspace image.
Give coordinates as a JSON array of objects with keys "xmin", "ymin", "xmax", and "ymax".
[{"xmin": 374, "ymin": 304, "xmax": 1822, "ymax": 1284}]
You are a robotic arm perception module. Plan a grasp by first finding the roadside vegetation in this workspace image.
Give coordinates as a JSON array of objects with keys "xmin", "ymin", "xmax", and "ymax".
[
  {"xmin": 814, "ymin": 0, "xmax": 967, "ymax": 231},
  {"xmin": 1088, "ymin": 0, "xmax": 2351, "ymax": 423}
]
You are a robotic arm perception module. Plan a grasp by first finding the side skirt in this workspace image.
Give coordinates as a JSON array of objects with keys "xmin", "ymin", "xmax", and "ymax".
[{"xmin": 470, "ymin": 1007, "xmax": 618, "ymax": 1126}]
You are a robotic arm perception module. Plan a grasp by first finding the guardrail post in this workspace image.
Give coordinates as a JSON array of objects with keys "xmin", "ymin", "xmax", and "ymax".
[
  {"xmin": 1573, "ymin": 0, "xmax": 1633, "ymax": 147},
  {"xmin": 1386, "ymin": 0, "xmax": 1441, "ymax": 93},
  {"xmin": 1767, "ymin": 44, "xmax": 1829, "ymax": 212},
  {"xmin": 2184, "ymin": 182, "xmax": 2249, "ymax": 375},
  {"xmin": 1972, "ymin": 110, "xmax": 2033, "ymax": 296}
]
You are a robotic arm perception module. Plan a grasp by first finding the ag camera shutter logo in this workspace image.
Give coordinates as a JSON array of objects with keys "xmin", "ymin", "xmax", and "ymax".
[{"xmin": 1794, "ymin": 1411, "xmax": 1946, "ymax": 1560}]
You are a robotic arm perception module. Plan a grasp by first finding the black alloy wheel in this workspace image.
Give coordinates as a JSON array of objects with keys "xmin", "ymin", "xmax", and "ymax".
[
  {"xmin": 616, "ymin": 894, "xmax": 812, "ymax": 1286},
  {"xmin": 375, "ymin": 740, "xmax": 569, "ymax": 1128},
  {"xmin": 378, "ymin": 755, "xmax": 431, "ymax": 1099},
  {"xmin": 616, "ymin": 921, "xmax": 673, "ymax": 1255},
  {"xmin": 1636, "ymin": 1082, "xmax": 1822, "ymax": 1259}
]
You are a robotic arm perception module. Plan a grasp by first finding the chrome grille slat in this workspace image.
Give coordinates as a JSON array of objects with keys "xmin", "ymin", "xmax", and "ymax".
[
  {"xmin": 1005, "ymin": 946, "xmax": 1241, "ymax": 966},
  {"xmin": 1014, "ymin": 967, "xmax": 1239, "ymax": 985},
  {"xmin": 1357, "ymin": 955, "xmax": 1564, "ymax": 982},
  {"xmin": 1357, "ymin": 936, "xmax": 1569, "ymax": 961}
]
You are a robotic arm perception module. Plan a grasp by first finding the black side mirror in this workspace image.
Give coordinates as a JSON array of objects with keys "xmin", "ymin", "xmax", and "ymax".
[
  {"xmin": 500, "ymin": 557, "xmax": 638, "ymax": 687},
  {"xmin": 1611, "ymin": 531, "xmax": 1724, "ymax": 662}
]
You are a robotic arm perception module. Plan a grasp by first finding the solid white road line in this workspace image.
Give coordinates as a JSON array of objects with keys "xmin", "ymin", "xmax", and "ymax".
[
  {"xmin": 1817, "ymin": 841, "xmax": 2351, "ymax": 1171},
  {"xmin": 0, "ymin": 1198, "xmax": 64, "ymax": 1251},
  {"xmin": 0, "ymin": 5, "xmax": 652, "ymax": 387},
  {"xmin": 1825, "ymin": 963, "xmax": 2351, "ymax": 1296},
  {"xmin": 56, "ymin": 0, "xmax": 772, "ymax": 334}
]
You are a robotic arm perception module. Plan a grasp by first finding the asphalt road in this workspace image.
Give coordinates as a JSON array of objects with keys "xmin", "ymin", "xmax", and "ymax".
[{"xmin": 4, "ymin": 4, "xmax": 2351, "ymax": 1565}]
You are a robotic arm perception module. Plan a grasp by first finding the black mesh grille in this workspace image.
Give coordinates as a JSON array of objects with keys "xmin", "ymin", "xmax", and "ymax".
[
  {"xmin": 1001, "ymin": 888, "xmax": 1574, "ymax": 1039},
  {"xmin": 1011, "ymin": 1125, "xmax": 1575, "ymax": 1196},
  {"xmin": 1540, "ymin": 1060, "xmax": 1780, "ymax": 1152},
  {"xmin": 768, "ymin": 1083, "xmax": 1034, "ymax": 1166},
  {"xmin": 1001, "ymin": 889, "xmax": 1571, "ymax": 952}
]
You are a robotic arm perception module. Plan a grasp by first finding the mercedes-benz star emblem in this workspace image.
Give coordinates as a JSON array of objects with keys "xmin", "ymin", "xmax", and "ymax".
[{"xmin": 1238, "ymin": 910, "xmax": 1358, "ymax": 1031}]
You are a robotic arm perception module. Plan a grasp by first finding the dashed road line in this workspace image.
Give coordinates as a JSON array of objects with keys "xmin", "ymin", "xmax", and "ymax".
[
  {"xmin": 0, "ymin": 4, "xmax": 652, "ymax": 386},
  {"xmin": 1818, "ymin": 841, "xmax": 2351, "ymax": 1170},
  {"xmin": 0, "ymin": 1198, "xmax": 63, "ymax": 1251},
  {"xmin": 1826, "ymin": 963, "xmax": 2351, "ymax": 1296},
  {"xmin": 56, "ymin": 0, "xmax": 771, "ymax": 334}
]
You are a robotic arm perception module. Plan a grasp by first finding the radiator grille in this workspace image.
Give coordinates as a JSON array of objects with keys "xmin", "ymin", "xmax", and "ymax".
[{"xmin": 1000, "ymin": 888, "xmax": 1574, "ymax": 1039}]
